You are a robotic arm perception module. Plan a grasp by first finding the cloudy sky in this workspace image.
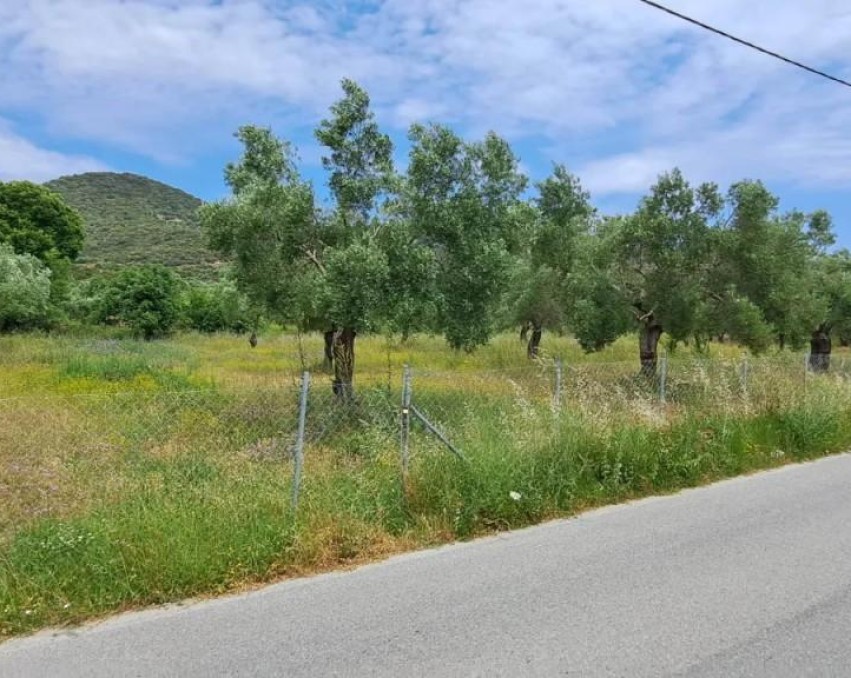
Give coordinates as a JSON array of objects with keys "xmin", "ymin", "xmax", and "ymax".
[{"xmin": 1, "ymin": 0, "xmax": 850, "ymax": 241}]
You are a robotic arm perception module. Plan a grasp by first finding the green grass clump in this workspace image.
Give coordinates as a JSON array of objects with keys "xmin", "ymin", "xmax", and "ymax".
[
  {"xmin": 1, "ymin": 471, "xmax": 295, "ymax": 634},
  {"xmin": 61, "ymin": 354, "xmax": 154, "ymax": 381},
  {"xmin": 4, "ymin": 401, "xmax": 851, "ymax": 637}
]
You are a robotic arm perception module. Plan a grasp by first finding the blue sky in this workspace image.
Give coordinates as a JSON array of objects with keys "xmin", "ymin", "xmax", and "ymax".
[{"xmin": 1, "ymin": 0, "xmax": 850, "ymax": 242}]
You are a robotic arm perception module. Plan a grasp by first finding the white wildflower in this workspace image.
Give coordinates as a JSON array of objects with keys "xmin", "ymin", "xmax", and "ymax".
[{"xmin": 509, "ymin": 491, "xmax": 522, "ymax": 502}]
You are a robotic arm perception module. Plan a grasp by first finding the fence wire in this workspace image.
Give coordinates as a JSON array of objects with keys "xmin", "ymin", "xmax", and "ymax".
[{"xmin": 3, "ymin": 353, "xmax": 851, "ymax": 545}]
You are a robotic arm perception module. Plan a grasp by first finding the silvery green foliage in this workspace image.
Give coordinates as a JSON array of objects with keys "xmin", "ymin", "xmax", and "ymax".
[
  {"xmin": 0, "ymin": 243, "xmax": 52, "ymax": 331},
  {"xmin": 202, "ymin": 80, "xmax": 843, "ymax": 374},
  {"xmin": 405, "ymin": 124, "xmax": 527, "ymax": 351}
]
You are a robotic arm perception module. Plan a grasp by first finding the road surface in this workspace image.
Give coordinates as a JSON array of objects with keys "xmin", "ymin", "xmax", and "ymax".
[{"xmin": 3, "ymin": 454, "xmax": 851, "ymax": 677}]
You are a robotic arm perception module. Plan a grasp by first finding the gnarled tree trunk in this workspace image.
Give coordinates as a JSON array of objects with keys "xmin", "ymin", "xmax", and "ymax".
[
  {"xmin": 323, "ymin": 329, "xmax": 335, "ymax": 371},
  {"xmin": 809, "ymin": 325, "xmax": 831, "ymax": 373},
  {"xmin": 520, "ymin": 322, "xmax": 531, "ymax": 344},
  {"xmin": 639, "ymin": 314, "xmax": 663, "ymax": 378},
  {"xmin": 332, "ymin": 328, "xmax": 356, "ymax": 399},
  {"xmin": 527, "ymin": 321, "xmax": 543, "ymax": 359}
]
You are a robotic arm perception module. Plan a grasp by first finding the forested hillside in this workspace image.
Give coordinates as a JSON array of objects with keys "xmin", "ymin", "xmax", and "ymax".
[{"xmin": 45, "ymin": 172, "xmax": 220, "ymax": 278}]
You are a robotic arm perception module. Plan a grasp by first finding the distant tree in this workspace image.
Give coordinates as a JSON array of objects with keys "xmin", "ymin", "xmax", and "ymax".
[
  {"xmin": 0, "ymin": 181, "xmax": 84, "ymax": 265},
  {"xmin": 182, "ymin": 277, "xmax": 253, "ymax": 334},
  {"xmin": 0, "ymin": 181, "xmax": 84, "ymax": 308},
  {"xmin": 576, "ymin": 170, "xmax": 723, "ymax": 375},
  {"xmin": 96, "ymin": 265, "xmax": 181, "ymax": 339},
  {"xmin": 64, "ymin": 275, "xmax": 106, "ymax": 326},
  {"xmin": 509, "ymin": 165, "xmax": 594, "ymax": 358},
  {"xmin": 0, "ymin": 243, "xmax": 52, "ymax": 331}
]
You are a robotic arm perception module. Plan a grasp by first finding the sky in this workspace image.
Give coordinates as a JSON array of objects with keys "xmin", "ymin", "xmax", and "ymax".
[{"xmin": 1, "ymin": 0, "xmax": 850, "ymax": 243}]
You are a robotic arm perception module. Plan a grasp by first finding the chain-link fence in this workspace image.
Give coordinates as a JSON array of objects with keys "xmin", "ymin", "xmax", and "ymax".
[
  {"xmin": 4, "ymin": 351, "xmax": 851, "ymax": 547},
  {"xmin": 271, "ymin": 352, "xmax": 851, "ymax": 508}
]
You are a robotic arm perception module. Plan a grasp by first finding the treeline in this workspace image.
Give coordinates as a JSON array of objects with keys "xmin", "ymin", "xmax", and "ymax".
[
  {"xmin": 2, "ymin": 79, "xmax": 849, "ymax": 388},
  {"xmin": 0, "ymin": 248, "xmax": 253, "ymax": 339},
  {"xmin": 200, "ymin": 79, "xmax": 850, "ymax": 393}
]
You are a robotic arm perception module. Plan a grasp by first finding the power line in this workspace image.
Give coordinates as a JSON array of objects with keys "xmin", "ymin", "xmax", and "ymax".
[{"xmin": 636, "ymin": 0, "xmax": 851, "ymax": 89}]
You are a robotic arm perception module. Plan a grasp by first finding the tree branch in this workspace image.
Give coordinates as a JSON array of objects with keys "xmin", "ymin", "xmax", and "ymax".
[
  {"xmin": 633, "ymin": 307, "xmax": 655, "ymax": 323},
  {"xmin": 301, "ymin": 247, "xmax": 327, "ymax": 275}
]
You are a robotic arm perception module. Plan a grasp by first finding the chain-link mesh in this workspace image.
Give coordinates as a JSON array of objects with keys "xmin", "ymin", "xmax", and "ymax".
[
  {"xmin": 0, "ymin": 386, "xmax": 300, "ymax": 546},
  {"xmin": 4, "ymin": 352, "xmax": 851, "ymax": 547},
  {"xmin": 392, "ymin": 355, "xmax": 851, "ymax": 473},
  {"xmin": 302, "ymin": 382, "xmax": 399, "ymax": 451}
]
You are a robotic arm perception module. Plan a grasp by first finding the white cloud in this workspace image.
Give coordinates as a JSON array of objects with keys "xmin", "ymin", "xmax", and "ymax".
[
  {"xmin": 0, "ymin": 0, "xmax": 850, "ymax": 194},
  {"xmin": 580, "ymin": 68, "xmax": 851, "ymax": 194},
  {"xmin": 0, "ymin": 121, "xmax": 107, "ymax": 182}
]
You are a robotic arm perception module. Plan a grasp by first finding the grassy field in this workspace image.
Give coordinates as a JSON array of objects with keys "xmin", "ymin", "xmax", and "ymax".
[{"xmin": 2, "ymin": 330, "xmax": 851, "ymax": 639}]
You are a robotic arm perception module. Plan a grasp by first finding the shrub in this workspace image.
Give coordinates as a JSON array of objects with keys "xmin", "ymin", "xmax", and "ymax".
[
  {"xmin": 182, "ymin": 278, "xmax": 252, "ymax": 333},
  {"xmin": 95, "ymin": 265, "xmax": 181, "ymax": 339},
  {"xmin": 0, "ymin": 243, "xmax": 52, "ymax": 331}
]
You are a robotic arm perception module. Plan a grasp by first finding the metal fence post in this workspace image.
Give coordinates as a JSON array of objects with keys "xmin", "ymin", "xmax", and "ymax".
[
  {"xmin": 803, "ymin": 351, "xmax": 813, "ymax": 399},
  {"xmin": 400, "ymin": 364, "xmax": 412, "ymax": 486},
  {"xmin": 660, "ymin": 351, "xmax": 668, "ymax": 404},
  {"xmin": 291, "ymin": 370, "xmax": 310, "ymax": 512},
  {"xmin": 553, "ymin": 358, "xmax": 563, "ymax": 412}
]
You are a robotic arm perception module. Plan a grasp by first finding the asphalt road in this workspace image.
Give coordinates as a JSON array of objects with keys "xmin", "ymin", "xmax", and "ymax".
[{"xmin": 3, "ymin": 454, "xmax": 851, "ymax": 677}]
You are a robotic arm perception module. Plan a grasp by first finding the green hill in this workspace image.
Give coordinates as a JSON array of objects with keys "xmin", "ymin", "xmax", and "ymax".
[{"xmin": 45, "ymin": 172, "xmax": 222, "ymax": 279}]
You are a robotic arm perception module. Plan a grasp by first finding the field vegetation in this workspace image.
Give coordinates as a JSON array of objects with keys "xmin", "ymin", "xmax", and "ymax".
[{"xmin": 2, "ymin": 330, "xmax": 851, "ymax": 639}]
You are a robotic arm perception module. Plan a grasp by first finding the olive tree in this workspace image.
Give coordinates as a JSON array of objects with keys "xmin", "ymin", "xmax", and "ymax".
[
  {"xmin": 404, "ymin": 124, "xmax": 527, "ymax": 352},
  {"xmin": 710, "ymin": 182, "xmax": 838, "ymax": 369},
  {"xmin": 803, "ymin": 211, "xmax": 842, "ymax": 371},
  {"xmin": 203, "ymin": 81, "xmax": 435, "ymax": 397},
  {"xmin": 576, "ymin": 170, "xmax": 723, "ymax": 375},
  {"xmin": 509, "ymin": 165, "xmax": 594, "ymax": 358}
]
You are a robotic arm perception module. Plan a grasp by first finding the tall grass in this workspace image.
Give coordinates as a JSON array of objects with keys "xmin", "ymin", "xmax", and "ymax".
[{"xmin": 0, "ymin": 331, "xmax": 849, "ymax": 638}]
